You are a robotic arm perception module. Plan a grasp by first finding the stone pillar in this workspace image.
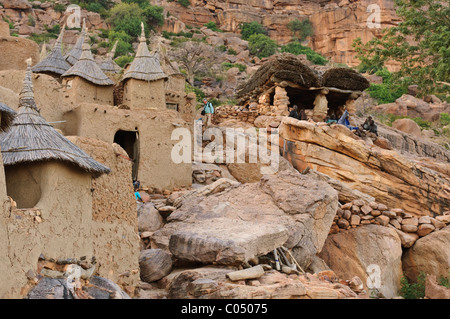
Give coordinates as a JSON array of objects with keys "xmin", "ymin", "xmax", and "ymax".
[
  {"xmin": 273, "ymin": 83, "xmax": 289, "ymax": 116},
  {"xmin": 312, "ymin": 89, "xmax": 329, "ymax": 122},
  {"xmin": 345, "ymin": 92, "xmax": 359, "ymax": 125},
  {"xmin": 258, "ymin": 92, "xmax": 271, "ymax": 115}
]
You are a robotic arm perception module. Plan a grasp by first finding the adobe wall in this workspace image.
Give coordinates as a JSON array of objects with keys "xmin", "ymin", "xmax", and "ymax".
[
  {"xmin": 1, "ymin": 161, "xmax": 93, "ymax": 298},
  {"xmin": 63, "ymin": 103, "xmax": 193, "ymax": 190},
  {"xmin": 0, "ymin": 151, "xmax": 15, "ymax": 298},
  {"xmin": 62, "ymin": 76, "xmax": 114, "ymax": 107},
  {"xmin": 123, "ymin": 78, "xmax": 166, "ymax": 110},
  {"xmin": 66, "ymin": 136, "xmax": 140, "ymax": 291},
  {"xmin": 0, "ymin": 70, "xmax": 68, "ymax": 124},
  {"xmin": 0, "ymin": 36, "xmax": 39, "ymax": 71}
]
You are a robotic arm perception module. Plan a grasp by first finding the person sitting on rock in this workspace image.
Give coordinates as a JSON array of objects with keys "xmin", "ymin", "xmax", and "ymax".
[
  {"xmin": 288, "ymin": 104, "xmax": 300, "ymax": 120},
  {"xmin": 338, "ymin": 108, "xmax": 359, "ymax": 131},
  {"xmin": 326, "ymin": 112, "xmax": 338, "ymax": 124},
  {"xmin": 362, "ymin": 116, "xmax": 379, "ymax": 136}
]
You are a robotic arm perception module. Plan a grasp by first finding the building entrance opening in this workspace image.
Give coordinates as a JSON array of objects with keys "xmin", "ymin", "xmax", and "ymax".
[{"xmin": 114, "ymin": 130, "xmax": 140, "ymax": 181}]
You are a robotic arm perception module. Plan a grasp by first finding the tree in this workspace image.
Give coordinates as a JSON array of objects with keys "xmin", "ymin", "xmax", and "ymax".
[
  {"xmin": 287, "ymin": 18, "xmax": 314, "ymax": 41},
  {"xmin": 168, "ymin": 41, "xmax": 223, "ymax": 85},
  {"xmin": 239, "ymin": 21, "xmax": 267, "ymax": 40},
  {"xmin": 106, "ymin": 2, "xmax": 146, "ymax": 38},
  {"xmin": 353, "ymin": 0, "xmax": 450, "ymax": 96},
  {"xmin": 248, "ymin": 34, "xmax": 277, "ymax": 58}
]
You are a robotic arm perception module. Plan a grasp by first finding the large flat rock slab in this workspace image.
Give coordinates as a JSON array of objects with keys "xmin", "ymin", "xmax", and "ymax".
[{"xmin": 168, "ymin": 218, "xmax": 288, "ymax": 265}]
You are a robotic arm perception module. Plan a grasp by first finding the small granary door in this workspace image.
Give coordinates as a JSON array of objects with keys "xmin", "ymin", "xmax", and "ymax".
[{"xmin": 113, "ymin": 130, "xmax": 140, "ymax": 181}]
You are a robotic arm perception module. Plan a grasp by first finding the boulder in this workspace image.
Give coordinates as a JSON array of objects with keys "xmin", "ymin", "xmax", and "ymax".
[
  {"xmin": 153, "ymin": 169, "xmax": 338, "ymax": 269},
  {"xmin": 137, "ymin": 203, "xmax": 163, "ymax": 233},
  {"xmin": 319, "ymin": 225, "xmax": 403, "ymax": 298},
  {"xmin": 425, "ymin": 275, "xmax": 450, "ymax": 299},
  {"xmin": 402, "ymin": 226, "xmax": 450, "ymax": 282},
  {"xmin": 391, "ymin": 227, "xmax": 419, "ymax": 248},
  {"xmin": 139, "ymin": 249, "xmax": 173, "ymax": 283},
  {"xmin": 392, "ymin": 118, "xmax": 422, "ymax": 137},
  {"xmin": 3, "ymin": 0, "xmax": 31, "ymax": 9}
]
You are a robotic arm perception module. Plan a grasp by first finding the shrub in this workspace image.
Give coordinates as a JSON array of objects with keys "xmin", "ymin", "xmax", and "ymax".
[
  {"xmin": 107, "ymin": 3, "xmax": 146, "ymax": 39},
  {"xmin": 53, "ymin": 4, "xmax": 66, "ymax": 12},
  {"xmin": 287, "ymin": 18, "xmax": 314, "ymax": 41},
  {"xmin": 108, "ymin": 30, "xmax": 133, "ymax": 57},
  {"xmin": 177, "ymin": 0, "xmax": 191, "ymax": 8},
  {"xmin": 240, "ymin": 21, "xmax": 267, "ymax": 40},
  {"xmin": 440, "ymin": 113, "xmax": 450, "ymax": 127},
  {"xmin": 367, "ymin": 69, "xmax": 408, "ymax": 104},
  {"xmin": 248, "ymin": 34, "xmax": 277, "ymax": 58},
  {"xmin": 280, "ymin": 42, "xmax": 327, "ymax": 65},
  {"xmin": 204, "ymin": 21, "xmax": 222, "ymax": 32},
  {"xmin": 399, "ymin": 272, "xmax": 426, "ymax": 299},
  {"xmin": 114, "ymin": 55, "xmax": 134, "ymax": 68}
]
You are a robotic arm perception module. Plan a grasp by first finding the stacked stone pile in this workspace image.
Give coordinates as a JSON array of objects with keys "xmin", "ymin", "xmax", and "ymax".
[
  {"xmin": 214, "ymin": 104, "xmax": 259, "ymax": 125},
  {"xmin": 331, "ymin": 199, "xmax": 450, "ymax": 248}
]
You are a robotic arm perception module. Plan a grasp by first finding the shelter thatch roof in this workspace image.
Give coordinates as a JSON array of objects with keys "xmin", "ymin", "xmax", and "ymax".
[
  {"xmin": 99, "ymin": 40, "xmax": 121, "ymax": 74},
  {"xmin": 122, "ymin": 22, "xmax": 167, "ymax": 83},
  {"xmin": 65, "ymin": 19, "xmax": 87, "ymax": 66},
  {"xmin": 236, "ymin": 53, "xmax": 370, "ymax": 101},
  {"xmin": 62, "ymin": 39, "xmax": 115, "ymax": 86},
  {"xmin": 32, "ymin": 24, "xmax": 71, "ymax": 76},
  {"xmin": 236, "ymin": 53, "xmax": 321, "ymax": 99},
  {"xmin": 0, "ymin": 59, "xmax": 111, "ymax": 176},
  {"xmin": 321, "ymin": 67, "xmax": 370, "ymax": 91},
  {"xmin": 0, "ymin": 102, "xmax": 16, "ymax": 132}
]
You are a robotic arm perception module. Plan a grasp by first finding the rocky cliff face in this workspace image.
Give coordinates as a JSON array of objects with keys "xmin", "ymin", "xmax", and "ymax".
[{"xmin": 159, "ymin": 0, "xmax": 401, "ymax": 68}]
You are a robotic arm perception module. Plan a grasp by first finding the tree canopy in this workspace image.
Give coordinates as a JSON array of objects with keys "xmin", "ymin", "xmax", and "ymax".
[{"xmin": 353, "ymin": 0, "xmax": 450, "ymax": 96}]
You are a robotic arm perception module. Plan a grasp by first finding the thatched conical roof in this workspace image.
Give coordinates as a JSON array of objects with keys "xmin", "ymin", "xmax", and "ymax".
[
  {"xmin": 122, "ymin": 22, "xmax": 167, "ymax": 82},
  {"xmin": 0, "ymin": 102, "xmax": 16, "ymax": 132},
  {"xmin": 32, "ymin": 24, "xmax": 71, "ymax": 76},
  {"xmin": 99, "ymin": 40, "xmax": 121, "ymax": 74},
  {"xmin": 65, "ymin": 19, "xmax": 87, "ymax": 66},
  {"xmin": 0, "ymin": 59, "xmax": 111, "ymax": 176},
  {"xmin": 62, "ymin": 36, "xmax": 115, "ymax": 86}
]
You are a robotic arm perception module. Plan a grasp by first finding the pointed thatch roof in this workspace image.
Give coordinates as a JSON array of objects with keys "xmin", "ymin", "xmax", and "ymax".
[
  {"xmin": 65, "ymin": 19, "xmax": 87, "ymax": 66},
  {"xmin": 0, "ymin": 59, "xmax": 111, "ymax": 176},
  {"xmin": 0, "ymin": 102, "xmax": 16, "ymax": 132},
  {"xmin": 99, "ymin": 40, "xmax": 121, "ymax": 74},
  {"xmin": 62, "ymin": 36, "xmax": 115, "ymax": 86},
  {"xmin": 122, "ymin": 22, "xmax": 167, "ymax": 83},
  {"xmin": 32, "ymin": 24, "xmax": 71, "ymax": 76}
]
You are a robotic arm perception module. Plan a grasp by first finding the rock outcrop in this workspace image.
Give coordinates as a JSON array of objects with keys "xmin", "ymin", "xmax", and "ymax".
[
  {"xmin": 402, "ymin": 225, "xmax": 450, "ymax": 283},
  {"xmin": 279, "ymin": 118, "xmax": 450, "ymax": 217},
  {"xmin": 318, "ymin": 224, "xmax": 403, "ymax": 298},
  {"xmin": 152, "ymin": 169, "xmax": 338, "ymax": 270}
]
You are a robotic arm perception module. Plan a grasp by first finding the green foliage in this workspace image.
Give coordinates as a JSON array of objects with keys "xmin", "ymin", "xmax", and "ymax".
[
  {"xmin": 142, "ymin": 4, "xmax": 165, "ymax": 27},
  {"xmin": 399, "ymin": 272, "xmax": 426, "ymax": 299},
  {"xmin": 353, "ymin": 0, "xmax": 450, "ymax": 96},
  {"xmin": 287, "ymin": 18, "xmax": 314, "ymax": 41},
  {"xmin": 227, "ymin": 47, "xmax": 237, "ymax": 55},
  {"xmin": 412, "ymin": 117, "xmax": 431, "ymax": 129},
  {"xmin": 114, "ymin": 55, "xmax": 134, "ymax": 68},
  {"xmin": 239, "ymin": 21, "xmax": 267, "ymax": 41},
  {"xmin": 107, "ymin": 3, "xmax": 146, "ymax": 38},
  {"xmin": 177, "ymin": 0, "xmax": 191, "ymax": 8},
  {"xmin": 108, "ymin": 30, "xmax": 133, "ymax": 57},
  {"xmin": 440, "ymin": 113, "xmax": 450, "ymax": 127},
  {"xmin": 86, "ymin": 2, "xmax": 103, "ymax": 13},
  {"xmin": 280, "ymin": 42, "xmax": 328, "ymax": 65},
  {"xmin": 185, "ymin": 83, "xmax": 205, "ymax": 103},
  {"xmin": 221, "ymin": 62, "xmax": 246, "ymax": 72},
  {"xmin": 53, "ymin": 4, "xmax": 66, "ymax": 12},
  {"xmin": 248, "ymin": 34, "xmax": 277, "ymax": 58},
  {"xmin": 27, "ymin": 14, "xmax": 35, "ymax": 27},
  {"xmin": 366, "ymin": 69, "xmax": 408, "ymax": 104},
  {"xmin": 438, "ymin": 275, "xmax": 450, "ymax": 288},
  {"xmin": 204, "ymin": 21, "xmax": 222, "ymax": 32}
]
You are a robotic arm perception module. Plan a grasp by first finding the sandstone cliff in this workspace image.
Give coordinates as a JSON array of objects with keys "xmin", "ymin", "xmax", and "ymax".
[{"xmin": 159, "ymin": 0, "xmax": 401, "ymax": 68}]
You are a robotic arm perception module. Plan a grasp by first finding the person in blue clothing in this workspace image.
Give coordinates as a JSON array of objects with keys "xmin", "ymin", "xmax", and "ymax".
[
  {"xmin": 202, "ymin": 98, "xmax": 214, "ymax": 127},
  {"xmin": 338, "ymin": 108, "xmax": 359, "ymax": 131}
]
